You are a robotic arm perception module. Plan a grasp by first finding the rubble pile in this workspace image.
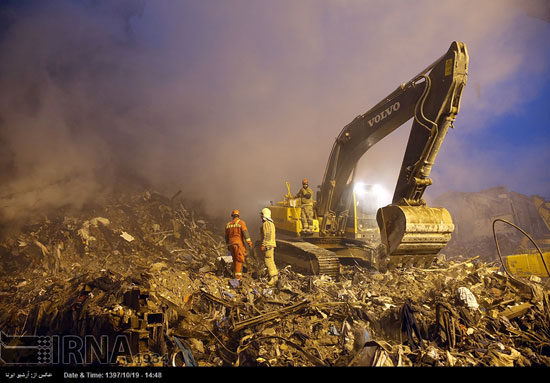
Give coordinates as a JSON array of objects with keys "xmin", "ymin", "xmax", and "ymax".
[{"xmin": 0, "ymin": 191, "xmax": 549, "ymax": 367}]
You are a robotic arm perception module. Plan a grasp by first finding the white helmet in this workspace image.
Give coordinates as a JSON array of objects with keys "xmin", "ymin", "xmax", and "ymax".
[{"xmin": 261, "ymin": 208, "xmax": 272, "ymax": 220}]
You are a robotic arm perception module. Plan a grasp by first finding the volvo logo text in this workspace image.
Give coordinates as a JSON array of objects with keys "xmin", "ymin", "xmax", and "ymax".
[{"xmin": 367, "ymin": 102, "xmax": 400, "ymax": 127}]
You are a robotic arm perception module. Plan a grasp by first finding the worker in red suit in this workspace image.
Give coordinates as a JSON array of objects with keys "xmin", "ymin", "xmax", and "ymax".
[{"xmin": 225, "ymin": 209, "xmax": 253, "ymax": 280}]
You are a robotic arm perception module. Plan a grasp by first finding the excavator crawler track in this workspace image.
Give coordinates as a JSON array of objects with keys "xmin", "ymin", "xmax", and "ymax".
[{"xmin": 275, "ymin": 239, "xmax": 341, "ymax": 277}]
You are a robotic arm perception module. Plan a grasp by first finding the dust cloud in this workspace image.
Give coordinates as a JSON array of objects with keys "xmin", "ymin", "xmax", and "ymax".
[{"xmin": 0, "ymin": 0, "xmax": 548, "ymax": 230}]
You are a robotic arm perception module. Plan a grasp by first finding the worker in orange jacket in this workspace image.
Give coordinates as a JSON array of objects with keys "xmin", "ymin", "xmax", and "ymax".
[{"xmin": 225, "ymin": 209, "xmax": 253, "ymax": 280}]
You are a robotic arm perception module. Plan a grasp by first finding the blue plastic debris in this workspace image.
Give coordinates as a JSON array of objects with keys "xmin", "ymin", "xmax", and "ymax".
[{"xmin": 173, "ymin": 336, "xmax": 197, "ymax": 367}]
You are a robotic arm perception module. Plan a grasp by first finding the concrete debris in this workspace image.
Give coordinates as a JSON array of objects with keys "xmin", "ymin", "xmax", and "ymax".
[
  {"xmin": 120, "ymin": 232, "xmax": 135, "ymax": 242},
  {"xmin": 0, "ymin": 191, "xmax": 548, "ymax": 367}
]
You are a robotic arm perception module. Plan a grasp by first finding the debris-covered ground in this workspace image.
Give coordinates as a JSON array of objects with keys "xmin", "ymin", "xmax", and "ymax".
[{"xmin": 0, "ymin": 191, "xmax": 548, "ymax": 367}]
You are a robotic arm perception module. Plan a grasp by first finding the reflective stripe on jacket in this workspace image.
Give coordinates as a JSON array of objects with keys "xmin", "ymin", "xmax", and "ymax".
[
  {"xmin": 225, "ymin": 218, "xmax": 252, "ymax": 245},
  {"xmin": 261, "ymin": 220, "xmax": 276, "ymax": 248}
]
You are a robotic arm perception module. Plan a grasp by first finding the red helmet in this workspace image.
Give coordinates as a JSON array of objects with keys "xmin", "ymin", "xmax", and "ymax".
[
  {"xmin": 231, "ymin": 209, "xmax": 240, "ymax": 217},
  {"xmin": 302, "ymin": 179, "xmax": 309, "ymax": 185}
]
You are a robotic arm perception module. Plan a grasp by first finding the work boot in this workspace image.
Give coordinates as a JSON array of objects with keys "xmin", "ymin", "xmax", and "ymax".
[{"xmin": 267, "ymin": 275, "xmax": 278, "ymax": 286}]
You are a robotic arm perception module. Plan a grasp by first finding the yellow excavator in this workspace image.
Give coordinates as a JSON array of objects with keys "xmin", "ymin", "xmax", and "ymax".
[{"xmin": 265, "ymin": 41, "xmax": 469, "ymax": 276}]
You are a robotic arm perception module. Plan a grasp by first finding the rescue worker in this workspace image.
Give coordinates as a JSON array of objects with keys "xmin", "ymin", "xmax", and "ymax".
[
  {"xmin": 225, "ymin": 209, "xmax": 253, "ymax": 280},
  {"xmin": 260, "ymin": 207, "xmax": 278, "ymax": 286},
  {"xmin": 294, "ymin": 178, "xmax": 315, "ymax": 233}
]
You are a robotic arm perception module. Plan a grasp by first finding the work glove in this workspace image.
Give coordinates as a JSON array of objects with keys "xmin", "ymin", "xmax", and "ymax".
[{"xmin": 260, "ymin": 245, "xmax": 266, "ymax": 251}]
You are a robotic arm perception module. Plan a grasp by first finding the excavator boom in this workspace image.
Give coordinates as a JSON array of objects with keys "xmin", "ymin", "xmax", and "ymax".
[{"xmin": 266, "ymin": 42, "xmax": 469, "ymax": 274}]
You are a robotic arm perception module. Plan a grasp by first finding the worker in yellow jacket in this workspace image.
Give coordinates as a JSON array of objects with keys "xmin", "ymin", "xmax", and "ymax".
[{"xmin": 260, "ymin": 208, "xmax": 278, "ymax": 286}]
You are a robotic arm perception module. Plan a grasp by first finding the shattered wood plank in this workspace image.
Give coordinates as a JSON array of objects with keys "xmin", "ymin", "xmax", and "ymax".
[
  {"xmin": 232, "ymin": 300, "xmax": 309, "ymax": 332},
  {"xmin": 500, "ymin": 302, "xmax": 532, "ymax": 320}
]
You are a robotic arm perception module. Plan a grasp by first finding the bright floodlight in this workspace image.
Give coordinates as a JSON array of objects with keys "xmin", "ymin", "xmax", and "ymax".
[
  {"xmin": 354, "ymin": 182, "xmax": 392, "ymax": 208},
  {"xmin": 353, "ymin": 182, "xmax": 367, "ymax": 196}
]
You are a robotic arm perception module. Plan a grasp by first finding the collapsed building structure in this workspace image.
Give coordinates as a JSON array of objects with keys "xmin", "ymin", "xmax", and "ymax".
[
  {"xmin": 433, "ymin": 186, "xmax": 550, "ymax": 263},
  {"xmin": 0, "ymin": 190, "xmax": 548, "ymax": 367}
]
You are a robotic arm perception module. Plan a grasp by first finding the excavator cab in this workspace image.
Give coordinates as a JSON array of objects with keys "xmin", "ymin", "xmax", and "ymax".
[{"xmin": 343, "ymin": 183, "xmax": 385, "ymax": 241}]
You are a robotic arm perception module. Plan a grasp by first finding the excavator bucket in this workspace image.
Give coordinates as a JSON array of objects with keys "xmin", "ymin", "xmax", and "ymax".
[{"xmin": 376, "ymin": 205, "xmax": 454, "ymax": 267}]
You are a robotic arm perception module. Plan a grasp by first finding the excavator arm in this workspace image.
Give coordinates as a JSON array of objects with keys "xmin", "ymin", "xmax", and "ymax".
[{"xmin": 316, "ymin": 41, "xmax": 469, "ymax": 260}]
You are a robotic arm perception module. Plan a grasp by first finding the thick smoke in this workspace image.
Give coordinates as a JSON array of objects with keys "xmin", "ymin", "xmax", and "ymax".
[{"xmin": 0, "ymin": 0, "xmax": 548, "ymax": 229}]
